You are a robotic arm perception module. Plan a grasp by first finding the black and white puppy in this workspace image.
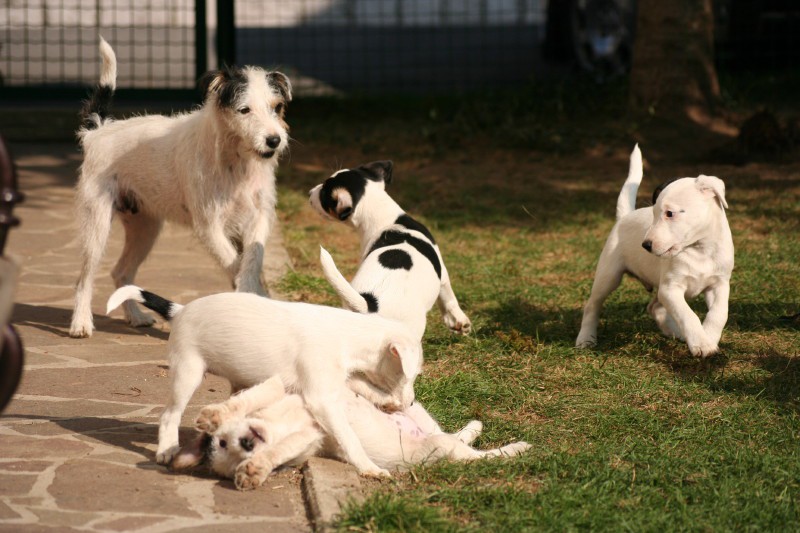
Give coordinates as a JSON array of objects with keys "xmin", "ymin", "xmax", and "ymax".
[{"xmin": 309, "ymin": 161, "xmax": 471, "ymax": 340}]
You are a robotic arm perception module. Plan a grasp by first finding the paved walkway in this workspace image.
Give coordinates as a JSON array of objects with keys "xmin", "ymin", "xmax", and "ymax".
[{"xmin": 0, "ymin": 143, "xmax": 360, "ymax": 532}]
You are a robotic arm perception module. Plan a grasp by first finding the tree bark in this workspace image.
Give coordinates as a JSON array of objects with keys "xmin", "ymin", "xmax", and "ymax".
[{"xmin": 629, "ymin": 0, "xmax": 720, "ymax": 118}]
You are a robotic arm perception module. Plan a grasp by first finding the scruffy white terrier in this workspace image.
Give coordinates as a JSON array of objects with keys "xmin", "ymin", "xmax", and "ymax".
[
  {"xmin": 576, "ymin": 145, "xmax": 734, "ymax": 356},
  {"xmin": 171, "ymin": 376, "xmax": 531, "ymax": 490},
  {"xmin": 69, "ymin": 37, "xmax": 292, "ymax": 338},
  {"xmin": 309, "ymin": 161, "xmax": 471, "ymax": 340}
]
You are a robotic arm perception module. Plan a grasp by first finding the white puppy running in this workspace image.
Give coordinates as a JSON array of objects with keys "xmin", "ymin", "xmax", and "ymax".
[
  {"xmin": 309, "ymin": 161, "xmax": 471, "ymax": 340},
  {"xmin": 107, "ymin": 286, "xmax": 423, "ymax": 477},
  {"xmin": 71, "ymin": 37, "xmax": 292, "ymax": 338},
  {"xmin": 576, "ymin": 145, "xmax": 734, "ymax": 357},
  {"xmin": 171, "ymin": 376, "xmax": 531, "ymax": 490}
]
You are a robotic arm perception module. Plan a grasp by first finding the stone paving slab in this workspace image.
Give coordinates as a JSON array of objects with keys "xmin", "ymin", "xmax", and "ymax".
[{"xmin": 0, "ymin": 143, "xmax": 324, "ymax": 532}]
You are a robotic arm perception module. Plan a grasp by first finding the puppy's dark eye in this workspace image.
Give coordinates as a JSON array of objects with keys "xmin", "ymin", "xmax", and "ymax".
[
  {"xmin": 219, "ymin": 439, "xmax": 227, "ymax": 449},
  {"xmin": 274, "ymin": 103, "xmax": 284, "ymax": 114},
  {"xmin": 666, "ymin": 210, "xmax": 674, "ymax": 218},
  {"xmin": 238, "ymin": 107, "xmax": 250, "ymax": 115}
]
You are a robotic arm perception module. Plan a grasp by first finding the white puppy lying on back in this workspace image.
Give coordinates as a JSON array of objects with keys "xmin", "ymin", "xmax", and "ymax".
[
  {"xmin": 309, "ymin": 161, "xmax": 471, "ymax": 340},
  {"xmin": 576, "ymin": 145, "xmax": 734, "ymax": 356},
  {"xmin": 107, "ymin": 286, "xmax": 422, "ymax": 477},
  {"xmin": 172, "ymin": 376, "xmax": 531, "ymax": 490}
]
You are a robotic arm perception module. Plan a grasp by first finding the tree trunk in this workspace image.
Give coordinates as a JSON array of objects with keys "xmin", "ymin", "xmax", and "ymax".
[{"xmin": 629, "ymin": 0, "xmax": 720, "ymax": 118}]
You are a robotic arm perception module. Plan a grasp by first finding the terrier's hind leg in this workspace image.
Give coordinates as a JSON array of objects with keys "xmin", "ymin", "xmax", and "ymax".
[
  {"xmin": 157, "ymin": 351, "xmax": 206, "ymax": 465},
  {"xmin": 111, "ymin": 210, "xmax": 163, "ymax": 327},
  {"xmin": 70, "ymin": 183, "xmax": 115, "ymax": 338},
  {"xmin": 576, "ymin": 245, "xmax": 625, "ymax": 348}
]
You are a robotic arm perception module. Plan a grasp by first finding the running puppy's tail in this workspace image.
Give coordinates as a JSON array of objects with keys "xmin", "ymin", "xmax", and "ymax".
[
  {"xmin": 616, "ymin": 144, "xmax": 643, "ymax": 220},
  {"xmin": 80, "ymin": 36, "xmax": 117, "ymax": 131},
  {"xmin": 106, "ymin": 285, "xmax": 183, "ymax": 321},
  {"xmin": 319, "ymin": 246, "xmax": 370, "ymax": 314}
]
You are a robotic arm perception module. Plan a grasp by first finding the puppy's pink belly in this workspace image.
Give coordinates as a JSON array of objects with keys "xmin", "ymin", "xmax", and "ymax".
[{"xmin": 387, "ymin": 412, "xmax": 427, "ymax": 441}]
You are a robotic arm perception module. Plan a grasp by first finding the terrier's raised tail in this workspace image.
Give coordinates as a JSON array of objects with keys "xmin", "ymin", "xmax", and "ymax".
[
  {"xmin": 616, "ymin": 144, "xmax": 643, "ymax": 220},
  {"xmin": 80, "ymin": 36, "xmax": 117, "ymax": 131}
]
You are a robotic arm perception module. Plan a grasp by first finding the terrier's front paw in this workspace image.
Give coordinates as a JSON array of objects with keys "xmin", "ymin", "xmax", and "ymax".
[
  {"xmin": 156, "ymin": 445, "xmax": 180, "ymax": 466},
  {"xmin": 128, "ymin": 311, "xmax": 156, "ymax": 328},
  {"xmin": 360, "ymin": 467, "xmax": 391, "ymax": 479},
  {"xmin": 688, "ymin": 341, "xmax": 719, "ymax": 358},
  {"xmin": 575, "ymin": 333, "xmax": 597, "ymax": 348},
  {"xmin": 235, "ymin": 460, "xmax": 271, "ymax": 490},
  {"xmin": 69, "ymin": 323, "xmax": 93, "ymax": 338},
  {"xmin": 444, "ymin": 311, "xmax": 472, "ymax": 335}
]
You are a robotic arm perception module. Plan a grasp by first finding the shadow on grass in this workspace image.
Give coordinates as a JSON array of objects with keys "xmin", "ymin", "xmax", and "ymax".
[{"xmin": 711, "ymin": 350, "xmax": 799, "ymax": 410}]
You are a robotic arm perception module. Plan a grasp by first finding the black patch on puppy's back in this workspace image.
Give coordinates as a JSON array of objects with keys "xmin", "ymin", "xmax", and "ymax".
[
  {"xmin": 369, "ymin": 230, "xmax": 442, "ymax": 279},
  {"xmin": 395, "ymin": 213, "xmax": 435, "ymax": 244},
  {"xmin": 378, "ymin": 249, "xmax": 413, "ymax": 270},
  {"xmin": 360, "ymin": 292, "xmax": 379, "ymax": 313}
]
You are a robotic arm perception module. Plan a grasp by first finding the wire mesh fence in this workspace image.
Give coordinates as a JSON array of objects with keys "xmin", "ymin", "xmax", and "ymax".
[
  {"xmin": 1, "ymin": 0, "xmax": 199, "ymax": 89},
  {"xmin": 1, "ymin": 1, "xmax": 798, "ymax": 97},
  {"xmin": 235, "ymin": 0, "xmax": 548, "ymax": 95}
]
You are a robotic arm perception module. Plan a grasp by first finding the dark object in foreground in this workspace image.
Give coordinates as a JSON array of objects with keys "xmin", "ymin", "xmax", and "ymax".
[
  {"xmin": 0, "ymin": 135, "xmax": 24, "ymax": 413},
  {"xmin": 780, "ymin": 311, "xmax": 800, "ymax": 322}
]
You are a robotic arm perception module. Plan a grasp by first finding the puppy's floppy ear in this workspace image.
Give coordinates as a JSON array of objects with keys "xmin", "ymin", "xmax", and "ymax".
[
  {"xmin": 267, "ymin": 71, "xmax": 293, "ymax": 103},
  {"xmin": 331, "ymin": 188, "xmax": 354, "ymax": 220},
  {"xmin": 387, "ymin": 340, "xmax": 419, "ymax": 379},
  {"xmin": 695, "ymin": 175, "xmax": 728, "ymax": 209},
  {"xmin": 199, "ymin": 70, "xmax": 225, "ymax": 102},
  {"xmin": 361, "ymin": 161, "xmax": 393, "ymax": 185},
  {"xmin": 171, "ymin": 433, "xmax": 211, "ymax": 470}
]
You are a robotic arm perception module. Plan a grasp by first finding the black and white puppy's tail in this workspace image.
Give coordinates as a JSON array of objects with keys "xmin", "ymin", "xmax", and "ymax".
[
  {"xmin": 319, "ymin": 247, "xmax": 370, "ymax": 314},
  {"xmin": 106, "ymin": 285, "xmax": 183, "ymax": 321},
  {"xmin": 80, "ymin": 36, "xmax": 117, "ymax": 131}
]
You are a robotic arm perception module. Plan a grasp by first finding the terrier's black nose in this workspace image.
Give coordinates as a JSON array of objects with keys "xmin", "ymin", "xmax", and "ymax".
[
  {"xmin": 642, "ymin": 240, "xmax": 653, "ymax": 252},
  {"xmin": 240, "ymin": 437, "xmax": 255, "ymax": 452},
  {"xmin": 266, "ymin": 135, "xmax": 281, "ymax": 149}
]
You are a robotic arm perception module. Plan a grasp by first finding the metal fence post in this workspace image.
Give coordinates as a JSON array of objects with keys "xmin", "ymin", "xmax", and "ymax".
[
  {"xmin": 195, "ymin": 0, "xmax": 208, "ymax": 82},
  {"xmin": 217, "ymin": 0, "xmax": 235, "ymax": 67}
]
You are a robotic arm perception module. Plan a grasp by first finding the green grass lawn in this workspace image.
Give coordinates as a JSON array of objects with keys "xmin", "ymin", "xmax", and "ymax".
[{"xmin": 274, "ymin": 79, "xmax": 800, "ymax": 531}]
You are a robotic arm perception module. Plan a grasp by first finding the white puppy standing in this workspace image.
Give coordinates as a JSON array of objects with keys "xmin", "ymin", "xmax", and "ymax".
[
  {"xmin": 70, "ymin": 37, "xmax": 292, "ymax": 338},
  {"xmin": 171, "ymin": 376, "xmax": 530, "ymax": 491},
  {"xmin": 107, "ymin": 286, "xmax": 423, "ymax": 477},
  {"xmin": 576, "ymin": 145, "xmax": 733, "ymax": 357},
  {"xmin": 308, "ymin": 161, "xmax": 471, "ymax": 340}
]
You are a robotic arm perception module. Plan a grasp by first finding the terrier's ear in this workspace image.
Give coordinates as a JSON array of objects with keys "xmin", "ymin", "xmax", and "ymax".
[
  {"xmin": 361, "ymin": 161, "xmax": 394, "ymax": 185},
  {"xmin": 387, "ymin": 340, "xmax": 418, "ymax": 379},
  {"xmin": 267, "ymin": 72, "xmax": 293, "ymax": 103},
  {"xmin": 330, "ymin": 188, "xmax": 354, "ymax": 221},
  {"xmin": 695, "ymin": 175, "xmax": 728, "ymax": 209},
  {"xmin": 171, "ymin": 433, "xmax": 211, "ymax": 470},
  {"xmin": 199, "ymin": 70, "xmax": 226, "ymax": 102}
]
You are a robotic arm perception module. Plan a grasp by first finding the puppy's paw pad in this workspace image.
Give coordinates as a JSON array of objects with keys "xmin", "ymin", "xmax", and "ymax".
[
  {"xmin": 234, "ymin": 461, "xmax": 269, "ymax": 491},
  {"xmin": 196, "ymin": 406, "xmax": 226, "ymax": 432}
]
